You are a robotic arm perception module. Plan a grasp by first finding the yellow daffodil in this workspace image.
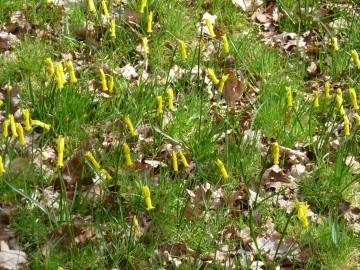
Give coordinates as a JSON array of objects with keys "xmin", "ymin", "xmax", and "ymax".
[
  {"xmin": 313, "ymin": 91, "xmax": 319, "ymax": 108},
  {"xmin": 207, "ymin": 68, "xmax": 219, "ymax": 85},
  {"xmin": 222, "ymin": 34, "xmax": 229, "ymax": 53},
  {"xmin": 45, "ymin": 57, "xmax": 55, "ymax": 77},
  {"xmin": 172, "ymin": 151, "xmax": 178, "ymax": 173},
  {"xmin": 108, "ymin": 75, "xmax": 114, "ymax": 93},
  {"xmin": 0, "ymin": 156, "xmax": 5, "ymax": 174},
  {"xmin": 16, "ymin": 123, "xmax": 25, "ymax": 145},
  {"xmin": 295, "ymin": 199, "xmax": 309, "ymax": 228},
  {"xmin": 351, "ymin": 49, "xmax": 360, "ymax": 70},
  {"xmin": 0, "ymin": 100, "xmax": 3, "ymax": 107},
  {"xmin": 57, "ymin": 267, "xmax": 64, "ymax": 270},
  {"xmin": 156, "ymin": 96, "xmax": 163, "ymax": 114},
  {"xmin": 55, "ymin": 62, "xmax": 66, "ymax": 89},
  {"xmin": 343, "ymin": 114, "xmax": 350, "ymax": 136},
  {"xmin": 57, "ymin": 136, "xmax": 65, "ymax": 168},
  {"xmin": 99, "ymin": 68, "xmax": 108, "ymax": 91},
  {"xmin": 178, "ymin": 149, "xmax": 189, "ymax": 167},
  {"xmin": 2, "ymin": 120, "xmax": 9, "ymax": 137},
  {"xmin": 286, "ymin": 87, "xmax": 293, "ymax": 108},
  {"xmin": 124, "ymin": 116, "xmax": 137, "ymax": 137},
  {"xmin": 218, "ymin": 74, "xmax": 229, "ymax": 93},
  {"xmin": 349, "ymin": 88, "xmax": 359, "ymax": 110},
  {"xmin": 147, "ymin": 11, "xmax": 153, "ymax": 33},
  {"xmin": 178, "ymin": 39, "xmax": 187, "ymax": 60},
  {"xmin": 142, "ymin": 37, "xmax": 149, "ymax": 55},
  {"xmin": 140, "ymin": 0, "xmax": 147, "ymax": 13},
  {"xmin": 65, "ymin": 60, "xmax": 77, "ymax": 84},
  {"xmin": 324, "ymin": 81, "xmax": 331, "ymax": 98},
  {"xmin": 86, "ymin": 0, "xmax": 96, "ymax": 13},
  {"xmin": 133, "ymin": 216, "xmax": 143, "ymax": 237},
  {"xmin": 273, "ymin": 142, "xmax": 280, "ymax": 165},
  {"xmin": 100, "ymin": 168, "xmax": 112, "ymax": 180},
  {"xmin": 204, "ymin": 18, "xmax": 215, "ymax": 38},
  {"xmin": 9, "ymin": 115, "xmax": 18, "ymax": 137},
  {"xmin": 143, "ymin": 185, "xmax": 155, "ymax": 211},
  {"xmin": 22, "ymin": 109, "xmax": 31, "ymax": 131},
  {"xmin": 85, "ymin": 151, "xmax": 101, "ymax": 170},
  {"xmin": 31, "ymin": 120, "xmax": 51, "ymax": 130},
  {"xmin": 332, "ymin": 37, "xmax": 339, "ymax": 51},
  {"xmin": 353, "ymin": 113, "xmax": 360, "ymax": 125},
  {"xmin": 101, "ymin": 0, "xmax": 110, "ymax": 18},
  {"xmin": 336, "ymin": 89, "xmax": 345, "ymax": 116},
  {"xmin": 5, "ymin": 85, "xmax": 12, "ymax": 94},
  {"xmin": 166, "ymin": 88, "xmax": 174, "ymax": 111},
  {"xmin": 110, "ymin": 18, "xmax": 116, "ymax": 39},
  {"xmin": 123, "ymin": 143, "xmax": 133, "ymax": 167},
  {"xmin": 215, "ymin": 159, "xmax": 229, "ymax": 179}
]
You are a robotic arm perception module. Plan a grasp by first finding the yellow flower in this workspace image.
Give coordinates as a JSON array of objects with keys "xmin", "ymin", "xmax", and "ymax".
[
  {"xmin": 207, "ymin": 68, "xmax": 219, "ymax": 85},
  {"xmin": 0, "ymin": 155, "xmax": 5, "ymax": 174},
  {"xmin": 353, "ymin": 113, "xmax": 360, "ymax": 125},
  {"xmin": 215, "ymin": 159, "xmax": 229, "ymax": 179},
  {"xmin": 147, "ymin": 11, "xmax": 153, "ymax": 33},
  {"xmin": 156, "ymin": 96, "xmax": 163, "ymax": 114},
  {"xmin": 108, "ymin": 75, "xmax": 114, "ymax": 93},
  {"xmin": 324, "ymin": 81, "xmax": 331, "ymax": 98},
  {"xmin": 2, "ymin": 120, "xmax": 9, "ymax": 137},
  {"xmin": 5, "ymin": 85, "xmax": 12, "ymax": 94},
  {"xmin": 343, "ymin": 114, "xmax": 350, "ymax": 136},
  {"xmin": 99, "ymin": 68, "xmax": 108, "ymax": 92},
  {"xmin": 57, "ymin": 267, "xmax": 64, "ymax": 270},
  {"xmin": 16, "ymin": 123, "xmax": 25, "ymax": 145},
  {"xmin": 9, "ymin": 114, "xmax": 18, "ymax": 138},
  {"xmin": 143, "ymin": 185, "xmax": 155, "ymax": 211},
  {"xmin": 110, "ymin": 18, "xmax": 116, "ymax": 39},
  {"xmin": 313, "ymin": 91, "xmax": 319, "ymax": 108},
  {"xmin": 65, "ymin": 60, "xmax": 77, "ymax": 84},
  {"xmin": 222, "ymin": 34, "xmax": 229, "ymax": 53},
  {"xmin": 124, "ymin": 116, "xmax": 137, "ymax": 137},
  {"xmin": 86, "ymin": 0, "xmax": 96, "ymax": 13},
  {"xmin": 100, "ymin": 168, "xmax": 112, "ymax": 180},
  {"xmin": 332, "ymin": 37, "xmax": 339, "ymax": 51},
  {"xmin": 295, "ymin": 199, "xmax": 309, "ymax": 228},
  {"xmin": 166, "ymin": 88, "xmax": 174, "ymax": 111},
  {"xmin": 101, "ymin": 0, "xmax": 110, "ymax": 18},
  {"xmin": 45, "ymin": 57, "xmax": 55, "ymax": 77},
  {"xmin": 123, "ymin": 143, "xmax": 133, "ymax": 167},
  {"xmin": 172, "ymin": 151, "xmax": 178, "ymax": 173},
  {"xmin": 142, "ymin": 37, "xmax": 149, "ymax": 54},
  {"xmin": 336, "ymin": 89, "xmax": 344, "ymax": 116},
  {"xmin": 218, "ymin": 74, "xmax": 229, "ymax": 93},
  {"xmin": 204, "ymin": 18, "xmax": 215, "ymax": 38},
  {"xmin": 0, "ymin": 100, "xmax": 3, "ymax": 107},
  {"xmin": 55, "ymin": 62, "xmax": 65, "ymax": 89},
  {"xmin": 85, "ymin": 151, "xmax": 101, "ymax": 170},
  {"xmin": 133, "ymin": 216, "xmax": 143, "ymax": 237},
  {"xmin": 31, "ymin": 120, "xmax": 51, "ymax": 130},
  {"xmin": 178, "ymin": 149, "xmax": 189, "ymax": 168},
  {"xmin": 140, "ymin": 0, "xmax": 147, "ymax": 13},
  {"xmin": 351, "ymin": 49, "xmax": 360, "ymax": 70},
  {"xmin": 349, "ymin": 88, "xmax": 359, "ymax": 110},
  {"xmin": 57, "ymin": 136, "xmax": 65, "ymax": 168},
  {"xmin": 286, "ymin": 87, "xmax": 293, "ymax": 108},
  {"xmin": 273, "ymin": 142, "xmax": 280, "ymax": 165},
  {"xmin": 22, "ymin": 109, "xmax": 31, "ymax": 131},
  {"xmin": 178, "ymin": 39, "xmax": 187, "ymax": 60}
]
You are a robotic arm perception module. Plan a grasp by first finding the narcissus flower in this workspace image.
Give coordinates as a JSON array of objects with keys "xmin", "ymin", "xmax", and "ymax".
[
  {"xmin": 22, "ymin": 109, "xmax": 31, "ymax": 131},
  {"xmin": 218, "ymin": 74, "xmax": 229, "ymax": 93},
  {"xmin": 9, "ymin": 115, "xmax": 18, "ymax": 137},
  {"xmin": 31, "ymin": 120, "xmax": 51, "ymax": 130},
  {"xmin": 100, "ymin": 168, "xmax": 112, "ymax": 180},
  {"xmin": 222, "ymin": 34, "xmax": 229, "ymax": 53},
  {"xmin": 215, "ymin": 159, "xmax": 229, "ymax": 179},
  {"xmin": 45, "ymin": 57, "xmax": 55, "ymax": 77},
  {"xmin": 143, "ymin": 185, "xmax": 155, "ymax": 211},
  {"xmin": 349, "ymin": 88, "xmax": 359, "ymax": 110},
  {"xmin": 0, "ymin": 100, "xmax": 3, "ymax": 107},
  {"xmin": 65, "ymin": 60, "xmax": 77, "ymax": 84},
  {"xmin": 286, "ymin": 87, "xmax": 293, "ymax": 108},
  {"xmin": 108, "ymin": 75, "xmax": 114, "ymax": 93},
  {"xmin": 132, "ymin": 216, "xmax": 143, "ymax": 237},
  {"xmin": 123, "ymin": 143, "xmax": 133, "ymax": 167},
  {"xmin": 140, "ymin": 0, "xmax": 147, "ymax": 13},
  {"xmin": 351, "ymin": 49, "xmax": 360, "ymax": 70},
  {"xmin": 142, "ymin": 37, "xmax": 149, "ymax": 54},
  {"xmin": 124, "ymin": 116, "xmax": 137, "ymax": 137},
  {"xmin": 166, "ymin": 88, "xmax": 174, "ymax": 111},
  {"xmin": 353, "ymin": 113, "xmax": 360, "ymax": 125},
  {"xmin": 336, "ymin": 89, "xmax": 345, "ymax": 116},
  {"xmin": 16, "ymin": 123, "xmax": 25, "ymax": 145},
  {"xmin": 332, "ymin": 37, "xmax": 339, "ymax": 51},
  {"xmin": 0, "ymin": 155, "xmax": 5, "ymax": 173},
  {"xmin": 2, "ymin": 120, "xmax": 9, "ymax": 137},
  {"xmin": 86, "ymin": 0, "xmax": 96, "ymax": 13},
  {"xmin": 204, "ymin": 18, "xmax": 215, "ymax": 38},
  {"xmin": 172, "ymin": 151, "xmax": 178, "ymax": 173},
  {"xmin": 295, "ymin": 199, "xmax": 309, "ymax": 228},
  {"xmin": 324, "ymin": 81, "xmax": 331, "ymax": 98},
  {"xmin": 273, "ymin": 142, "xmax": 280, "ymax": 165},
  {"xmin": 147, "ymin": 11, "xmax": 153, "ymax": 33},
  {"xmin": 178, "ymin": 39, "xmax": 187, "ymax": 60},
  {"xmin": 99, "ymin": 68, "xmax": 108, "ymax": 91},
  {"xmin": 178, "ymin": 149, "xmax": 189, "ymax": 167},
  {"xmin": 101, "ymin": 0, "xmax": 110, "ymax": 18},
  {"xmin": 207, "ymin": 68, "xmax": 219, "ymax": 85},
  {"xmin": 55, "ymin": 62, "xmax": 66, "ymax": 89},
  {"xmin": 313, "ymin": 91, "xmax": 319, "ymax": 108},
  {"xmin": 85, "ymin": 151, "xmax": 101, "ymax": 170},
  {"xmin": 156, "ymin": 96, "xmax": 163, "ymax": 114},
  {"xmin": 110, "ymin": 18, "xmax": 116, "ymax": 39},
  {"xmin": 57, "ymin": 136, "xmax": 65, "ymax": 168},
  {"xmin": 343, "ymin": 115, "xmax": 350, "ymax": 136}
]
